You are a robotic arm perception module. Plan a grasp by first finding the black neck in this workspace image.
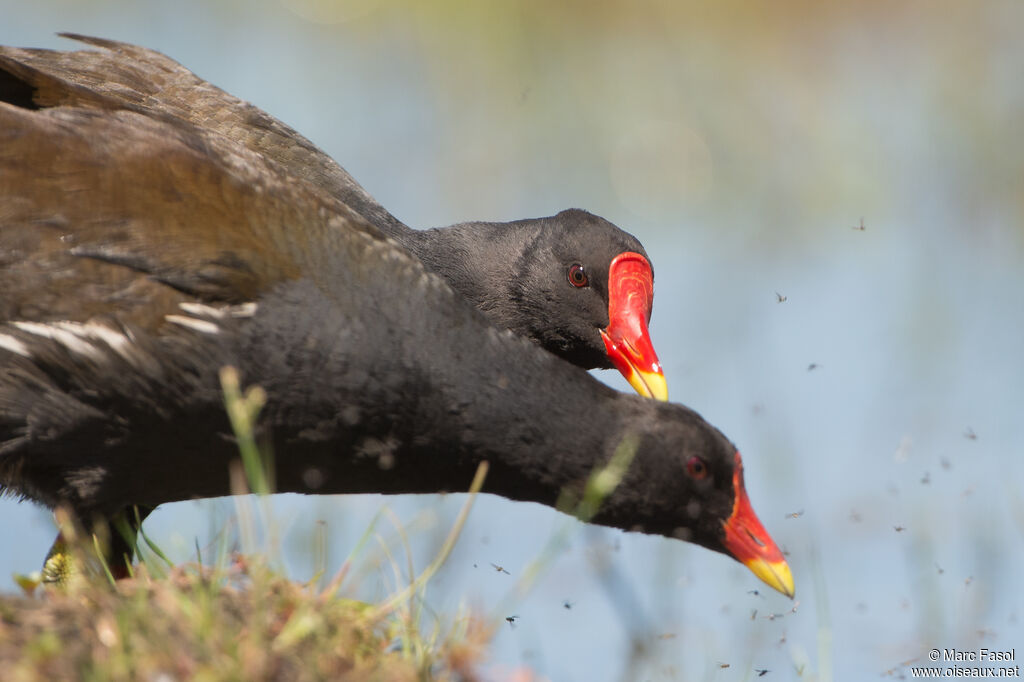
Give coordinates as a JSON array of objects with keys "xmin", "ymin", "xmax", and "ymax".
[{"xmin": 243, "ymin": 276, "xmax": 635, "ymax": 507}]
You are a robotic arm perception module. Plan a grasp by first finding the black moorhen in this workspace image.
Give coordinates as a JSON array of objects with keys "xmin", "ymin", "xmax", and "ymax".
[
  {"xmin": 0, "ymin": 91, "xmax": 793, "ymax": 597},
  {"xmin": 0, "ymin": 35, "xmax": 667, "ymax": 401}
]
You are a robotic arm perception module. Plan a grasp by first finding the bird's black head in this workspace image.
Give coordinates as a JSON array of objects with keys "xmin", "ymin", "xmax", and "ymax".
[
  {"xmin": 430, "ymin": 208, "xmax": 668, "ymax": 400},
  {"xmin": 595, "ymin": 401, "xmax": 795, "ymax": 598},
  {"xmin": 515, "ymin": 209, "xmax": 643, "ymax": 364}
]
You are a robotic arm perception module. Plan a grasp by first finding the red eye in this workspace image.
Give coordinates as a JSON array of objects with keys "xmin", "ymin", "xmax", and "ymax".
[
  {"xmin": 686, "ymin": 456, "xmax": 708, "ymax": 480},
  {"xmin": 567, "ymin": 263, "xmax": 588, "ymax": 287}
]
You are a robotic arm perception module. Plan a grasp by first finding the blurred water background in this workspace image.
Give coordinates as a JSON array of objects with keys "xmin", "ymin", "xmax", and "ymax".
[{"xmin": 1, "ymin": 1, "xmax": 1022, "ymax": 679}]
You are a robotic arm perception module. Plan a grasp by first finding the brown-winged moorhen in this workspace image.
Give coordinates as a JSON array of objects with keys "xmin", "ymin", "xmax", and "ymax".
[
  {"xmin": 0, "ymin": 39, "xmax": 793, "ymax": 597},
  {"xmin": 0, "ymin": 35, "xmax": 666, "ymax": 401}
]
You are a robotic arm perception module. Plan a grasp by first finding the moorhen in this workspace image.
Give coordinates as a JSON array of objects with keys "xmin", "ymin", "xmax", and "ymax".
[
  {"xmin": 0, "ymin": 35, "xmax": 666, "ymax": 401},
  {"xmin": 0, "ymin": 90, "xmax": 794, "ymax": 597}
]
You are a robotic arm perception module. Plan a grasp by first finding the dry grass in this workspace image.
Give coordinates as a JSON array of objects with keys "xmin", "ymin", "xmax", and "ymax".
[{"xmin": 0, "ymin": 554, "xmax": 492, "ymax": 682}]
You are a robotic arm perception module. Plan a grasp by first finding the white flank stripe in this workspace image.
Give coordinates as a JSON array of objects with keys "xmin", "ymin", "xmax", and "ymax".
[
  {"xmin": 0, "ymin": 333, "xmax": 30, "ymax": 357},
  {"xmin": 54, "ymin": 321, "xmax": 132, "ymax": 351},
  {"xmin": 178, "ymin": 302, "xmax": 227, "ymax": 319},
  {"xmin": 12, "ymin": 321, "xmax": 104, "ymax": 359},
  {"xmin": 165, "ymin": 315, "xmax": 220, "ymax": 335},
  {"xmin": 178, "ymin": 301, "xmax": 257, "ymax": 319},
  {"xmin": 230, "ymin": 302, "xmax": 258, "ymax": 318}
]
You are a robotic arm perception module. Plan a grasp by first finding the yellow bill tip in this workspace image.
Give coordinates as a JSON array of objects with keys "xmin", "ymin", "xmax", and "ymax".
[
  {"xmin": 628, "ymin": 366, "xmax": 669, "ymax": 402},
  {"xmin": 744, "ymin": 556, "xmax": 795, "ymax": 599}
]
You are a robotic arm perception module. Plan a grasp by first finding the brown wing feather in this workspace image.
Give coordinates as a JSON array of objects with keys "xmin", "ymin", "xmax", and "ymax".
[
  {"xmin": 0, "ymin": 34, "xmax": 391, "ymax": 223},
  {"xmin": 0, "ymin": 102, "xmax": 375, "ymax": 330}
]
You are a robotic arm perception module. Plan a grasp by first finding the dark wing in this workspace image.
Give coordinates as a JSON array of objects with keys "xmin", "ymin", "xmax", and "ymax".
[
  {"xmin": 0, "ymin": 34, "xmax": 406, "ymax": 233},
  {"xmin": 0, "ymin": 102, "xmax": 374, "ymax": 322},
  {"xmin": 0, "ymin": 99, "xmax": 432, "ymax": 512}
]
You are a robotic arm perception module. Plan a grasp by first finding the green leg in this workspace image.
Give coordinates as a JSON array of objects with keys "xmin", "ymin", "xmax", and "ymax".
[{"xmin": 41, "ymin": 505, "xmax": 155, "ymax": 584}]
